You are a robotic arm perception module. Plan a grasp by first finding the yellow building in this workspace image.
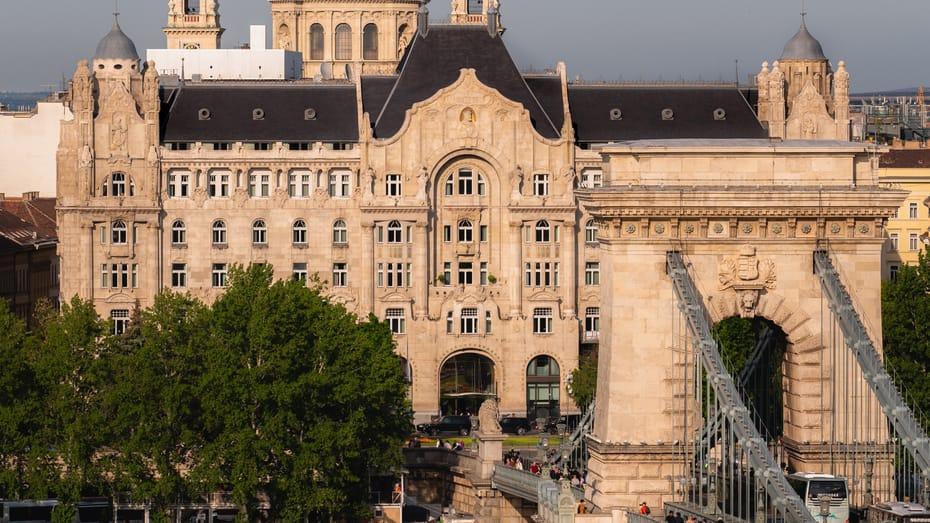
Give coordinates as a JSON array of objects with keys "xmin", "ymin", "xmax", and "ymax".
[{"xmin": 880, "ymin": 149, "xmax": 930, "ymax": 279}]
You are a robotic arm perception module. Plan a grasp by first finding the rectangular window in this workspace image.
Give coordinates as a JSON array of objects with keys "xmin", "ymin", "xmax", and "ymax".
[
  {"xmin": 446, "ymin": 311, "xmax": 454, "ymax": 334},
  {"xmin": 533, "ymin": 173, "xmax": 550, "ymax": 196},
  {"xmin": 480, "ymin": 262, "xmax": 488, "ymax": 286},
  {"xmin": 533, "ymin": 307, "xmax": 553, "ymax": 334},
  {"xmin": 111, "ymin": 309, "xmax": 130, "ymax": 335},
  {"xmin": 485, "ymin": 311, "xmax": 492, "ymax": 334},
  {"xmin": 581, "ymin": 169, "xmax": 603, "ymax": 189},
  {"xmin": 910, "ymin": 233, "xmax": 920, "ymax": 251},
  {"xmin": 293, "ymin": 263, "xmax": 308, "ymax": 282},
  {"xmin": 329, "ymin": 171, "xmax": 352, "ymax": 198},
  {"xmin": 526, "ymin": 261, "xmax": 559, "ymax": 287},
  {"xmin": 377, "ymin": 263, "xmax": 384, "ymax": 287},
  {"xmin": 480, "ymin": 225, "xmax": 488, "ymax": 242},
  {"xmin": 585, "ymin": 307, "xmax": 600, "ymax": 338},
  {"xmin": 168, "ymin": 172, "xmax": 190, "ymax": 198},
  {"xmin": 250, "ymin": 173, "xmax": 271, "ymax": 198},
  {"xmin": 386, "ymin": 308, "xmax": 406, "ymax": 334},
  {"xmin": 910, "ymin": 202, "xmax": 919, "ymax": 219},
  {"xmin": 209, "ymin": 173, "xmax": 230, "ymax": 198},
  {"xmin": 460, "ymin": 308, "xmax": 478, "ymax": 335},
  {"xmin": 386, "ymin": 174, "xmax": 402, "ymax": 197},
  {"xmin": 100, "ymin": 225, "xmax": 107, "ymax": 245},
  {"xmin": 102, "ymin": 263, "xmax": 135, "ymax": 289},
  {"xmin": 889, "ymin": 233, "xmax": 899, "ymax": 252},
  {"xmin": 458, "ymin": 262, "xmax": 473, "ymax": 285},
  {"xmin": 333, "ymin": 263, "xmax": 348, "ymax": 287},
  {"xmin": 585, "ymin": 262, "xmax": 600, "ymax": 286},
  {"xmin": 443, "ymin": 225, "xmax": 452, "ymax": 243},
  {"xmin": 289, "ymin": 172, "xmax": 312, "ymax": 197},
  {"xmin": 212, "ymin": 263, "xmax": 228, "ymax": 288},
  {"xmin": 890, "ymin": 265, "xmax": 899, "ymax": 281},
  {"xmin": 443, "ymin": 262, "xmax": 452, "ymax": 286},
  {"xmin": 458, "ymin": 170, "xmax": 473, "ymax": 195},
  {"xmin": 171, "ymin": 263, "xmax": 187, "ymax": 288}
]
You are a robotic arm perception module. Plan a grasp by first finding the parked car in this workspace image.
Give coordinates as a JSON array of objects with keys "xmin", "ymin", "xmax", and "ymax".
[
  {"xmin": 416, "ymin": 415, "xmax": 472, "ymax": 436},
  {"xmin": 543, "ymin": 414, "xmax": 582, "ymax": 435},
  {"xmin": 499, "ymin": 416, "xmax": 532, "ymax": 435}
]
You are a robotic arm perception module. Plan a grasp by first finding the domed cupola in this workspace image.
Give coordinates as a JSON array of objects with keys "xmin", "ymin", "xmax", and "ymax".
[
  {"xmin": 93, "ymin": 15, "xmax": 140, "ymax": 74},
  {"xmin": 780, "ymin": 16, "xmax": 827, "ymax": 61}
]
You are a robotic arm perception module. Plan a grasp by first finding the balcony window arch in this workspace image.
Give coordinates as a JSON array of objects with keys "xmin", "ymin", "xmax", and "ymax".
[
  {"xmin": 252, "ymin": 219, "xmax": 268, "ymax": 245},
  {"xmin": 171, "ymin": 220, "xmax": 186, "ymax": 245},
  {"xmin": 535, "ymin": 220, "xmax": 551, "ymax": 243},
  {"xmin": 458, "ymin": 219, "xmax": 473, "ymax": 243},
  {"xmin": 585, "ymin": 219, "xmax": 598, "ymax": 243},
  {"xmin": 104, "ymin": 173, "xmax": 133, "ymax": 197},
  {"xmin": 363, "ymin": 23, "xmax": 379, "ymax": 60},
  {"xmin": 111, "ymin": 220, "xmax": 128, "ymax": 244},
  {"xmin": 333, "ymin": 219, "xmax": 348, "ymax": 245},
  {"xmin": 335, "ymin": 24, "xmax": 352, "ymax": 61},
  {"xmin": 212, "ymin": 220, "xmax": 227, "ymax": 245},
  {"xmin": 309, "ymin": 24, "xmax": 324, "ymax": 60},
  {"xmin": 387, "ymin": 220, "xmax": 403, "ymax": 244},
  {"xmin": 292, "ymin": 219, "xmax": 308, "ymax": 245}
]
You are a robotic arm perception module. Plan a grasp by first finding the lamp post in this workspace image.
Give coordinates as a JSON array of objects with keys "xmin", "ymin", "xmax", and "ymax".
[{"xmin": 818, "ymin": 494, "xmax": 831, "ymax": 523}]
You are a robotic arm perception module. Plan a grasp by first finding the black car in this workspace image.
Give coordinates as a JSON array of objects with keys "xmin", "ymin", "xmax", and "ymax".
[
  {"xmin": 416, "ymin": 415, "xmax": 472, "ymax": 436},
  {"xmin": 499, "ymin": 416, "xmax": 532, "ymax": 435}
]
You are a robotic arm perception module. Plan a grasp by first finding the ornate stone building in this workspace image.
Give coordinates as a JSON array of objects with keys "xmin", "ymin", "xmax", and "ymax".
[
  {"xmin": 58, "ymin": 4, "xmax": 862, "ymax": 432},
  {"xmin": 269, "ymin": 0, "xmax": 421, "ymax": 78},
  {"xmin": 164, "ymin": 0, "xmax": 224, "ymax": 50}
]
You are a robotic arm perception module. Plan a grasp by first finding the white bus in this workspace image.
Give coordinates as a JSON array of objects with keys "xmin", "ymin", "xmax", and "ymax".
[{"xmin": 787, "ymin": 473, "xmax": 850, "ymax": 523}]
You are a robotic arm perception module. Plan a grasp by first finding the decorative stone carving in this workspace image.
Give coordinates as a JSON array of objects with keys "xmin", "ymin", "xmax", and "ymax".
[
  {"xmin": 771, "ymin": 224, "xmax": 783, "ymax": 234},
  {"xmin": 278, "ymin": 25, "xmax": 291, "ymax": 49},
  {"xmin": 625, "ymin": 224, "xmax": 636, "ymax": 234},
  {"xmin": 685, "ymin": 224, "xmax": 695, "ymax": 234},
  {"xmin": 110, "ymin": 113, "xmax": 129, "ymax": 157},
  {"xmin": 742, "ymin": 224, "xmax": 753, "ymax": 234},
  {"xmin": 143, "ymin": 62, "xmax": 160, "ymax": 115},
  {"xmin": 477, "ymin": 398, "xmax": 502, "ymax": 435},
  {"xmin": 713, "ymin": 223, "xmax": 724, "ymax": 234},
  {"xmin": 146, "ymin": 144, "xmax": 159, "ymax": 166},
  {"xmin": 654, "ymin": 224, "xmax": 665, "ymax": 234},
  {"xmin": 858, "ymin": 224, "xmax": 870, "ymax": 234},
  {"xmin": 416, "ymin": 167, "xmax": 430, "ymax": 206},
  {"xmin": 831, "ymin": 224, "xmax": 841, "ymax": 234},
  {"xmin": 71, "ymin": 60, "xmax": 93, "ymax": 115},
  {"xmin": 787, "ymin": 79, "xmax": 838, "ymax": 140},
  {"xmin": 80, "ymin": 145, "xmax": 94, "ymax": 169},
  {"xmin": 509, "ymin": 166, "xmax": 524, "ymax": 203},
  {"xmin": 718, "ymin": 245, "xmax": 777, "ymax": 318},
  {"xmin": 362, "ymin": 167, "xmax": 375, "ymax": 203}
]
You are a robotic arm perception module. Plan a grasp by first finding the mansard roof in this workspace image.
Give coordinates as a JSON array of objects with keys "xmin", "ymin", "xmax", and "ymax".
[
  {"xmin": 567, "ymin": 85, "xmax": 767, "ymax": 143},
  {"xmin": 370, "ymin": 25, "xmax": 562, "ymax": 140},
  {"xmin": 160, "ymin": 83, "xmax": 359, "ymax": 143}
]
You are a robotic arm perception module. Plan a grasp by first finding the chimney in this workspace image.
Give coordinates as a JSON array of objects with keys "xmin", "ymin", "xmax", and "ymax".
[
  {"xmin": 417, "ymin": 2, "xmax": 429, "ymax": 38},
  {"xmin": 250, "ymin": 25, "xmax": 267, "ymax": 51},
  {"xmin": 22, "ymin": 191, "xmax": 39, "ymax": 201}
]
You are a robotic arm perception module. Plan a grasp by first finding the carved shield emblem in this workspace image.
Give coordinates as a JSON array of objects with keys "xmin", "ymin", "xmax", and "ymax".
[{"xmin": 737, "ymin": 255, "xmax": 759, "ymax": 281}]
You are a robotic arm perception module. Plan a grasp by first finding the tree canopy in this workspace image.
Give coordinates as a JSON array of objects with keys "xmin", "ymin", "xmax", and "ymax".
[{"xmin": 0, "ymin": 264, "xmax": 411, "ymax": 520}]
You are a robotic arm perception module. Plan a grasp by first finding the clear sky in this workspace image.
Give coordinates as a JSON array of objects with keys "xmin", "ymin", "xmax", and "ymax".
[{"xmin": 0, "ymin": 0, "xmax": 925, "ymax": 92}]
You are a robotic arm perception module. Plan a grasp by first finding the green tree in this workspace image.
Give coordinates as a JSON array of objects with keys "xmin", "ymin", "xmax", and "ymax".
[
  {"xmin": 102, "ymin": 292, "xmax": 211, "ymax": 518},
  {"xmin": 713, "ymin": 317, "xmax": 756, "ymax": 375},
  {"xmin": 569, "ymin": 353, "xmax": 598, "ymax": 411},
  {"xmin": 882, "ymin": 248, "xmax": 930, "ymax": 417},
  {"xmin": 195, "ymin": 265, "xmax": 411, "ymax": 520}
]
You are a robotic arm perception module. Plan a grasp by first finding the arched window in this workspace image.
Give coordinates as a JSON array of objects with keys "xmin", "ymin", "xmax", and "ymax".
[
  {"xmin": 585, "ymin": 219, "xmax": 598, "ymax": 243},
  {"xmin": 293, "ymin": 219, "xmax": 308, "ymax": 245},
  {"xmin": 535, "ymin": 220, "xmax": 551, "ymax": 243},
  {"xmin": 309, "ymin": 23, "xmax": 324, "ymax": 61},
  {"xmin": 527, "ymin": 356, "xmax": 561, "ymax": 420},
  {"xmin": 252, "ymin": 219, "xmax": 267, "ymax": 245},
  {"xmin": 333, "ymin": 219, "xmax": 348, "ymax": 245},
  {"xmin": 171, "ymin": 219, "xmax": 186, "ymax": 245},
  {"xmin": 363, "ymin": 23, "xmax": 379, "ymax": 60},
  {"xmin": 111, "ymin": 220, "xmax": 128, "ymax": 244},
  {"xmin": 212, "ymin": 220, "xmax": 227, "ymax": 245},
  {"xmin": 335, "ymin": 24, "xmax": 352, "ymax": 61},
  {"xmin": 458, "ymin": 219, "xmax": 473, "ymax": 243},
  {"xmin": 387, "ymin": 220, "xmax": 403, "ymax": 243},
  {"xmin": 110, "ymin": 173, "xmax": 126, "ymax": 197}
]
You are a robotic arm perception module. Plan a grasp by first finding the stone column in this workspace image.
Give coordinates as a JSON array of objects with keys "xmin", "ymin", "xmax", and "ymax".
[
  {"xmin": 147, "ymin": 221, "xmax": 162, "ymax": 305},
  {"xmin": 83, "ymin": 222, "xmax": 95, "ymax": 301},
  {"xmin": 414, "ymin": 221, "xmax": 429, "ymax": 319},
  {"xmin": 361, "ymin": 223, "xmax": 375, "ymax": 315},
  {"xmin": 561, "ymin": 220, "xmax": 576, "ymax": 319},
  {"xmin": 476, "ymin": 431, "xmax": 506, "ymax": 481},
  {"xmin": 509, "ymin": 221, "xmax": 523, "ymax": 317}
]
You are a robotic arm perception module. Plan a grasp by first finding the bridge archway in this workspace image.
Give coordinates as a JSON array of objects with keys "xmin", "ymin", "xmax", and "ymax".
[{"xmin": 439, "ymin": 352, "xmax": 496, "ymax": 416}]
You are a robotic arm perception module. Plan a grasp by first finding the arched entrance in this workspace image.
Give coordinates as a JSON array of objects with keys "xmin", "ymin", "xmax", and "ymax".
[
  {"xmin": 439, "ymin": 353, "xmax": 495, "ymax": 416},
  {"xmin": 713, "ymin": 317, "xmax": 788, "ymax": 440},
  {"xmin": 526, "ymin": 356, "xmax": 560, "ymax": 421}
]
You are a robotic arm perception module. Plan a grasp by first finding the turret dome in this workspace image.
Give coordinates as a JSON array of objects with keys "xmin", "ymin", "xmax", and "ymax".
[
  {"xmin": 94, "ymin": 17, "xmax": 140, "ymax": 61},
  {"xmin": 780, "ymin": 17, "xmax": 827, "ymax": 61}
]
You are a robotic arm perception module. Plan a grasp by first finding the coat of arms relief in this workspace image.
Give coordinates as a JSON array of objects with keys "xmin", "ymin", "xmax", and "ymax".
[{"xmin": 718, "ymin": 244, "xmax": 777, "ymax": 318}]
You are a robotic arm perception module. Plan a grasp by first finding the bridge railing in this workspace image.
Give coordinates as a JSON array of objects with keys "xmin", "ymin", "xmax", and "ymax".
[{"xmin": 492, "ymin": 464, "xmax": 542, "ymax": 503}]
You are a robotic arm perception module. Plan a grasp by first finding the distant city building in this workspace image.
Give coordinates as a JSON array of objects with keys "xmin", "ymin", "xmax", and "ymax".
[
  {"xmin": 850, "ymin": 87, "xmax": 929, "ymax": 144},
  {"xmin": 0, "ymin": 96, "xmax": 72, "ymax": 196},
  {"xmin": 0, "ymin": 192, "xmax": 59, "ymax": 325},
  {"xmin": 879, "ymin": 148, "xmax": 930, "ymax": 279},
  {"xmin": 148, "ymin": 25, "xmax": 303, "ymax": 80}
]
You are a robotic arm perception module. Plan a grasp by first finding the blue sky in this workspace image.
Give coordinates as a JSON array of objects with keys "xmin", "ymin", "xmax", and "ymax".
[{"xmin": 0, "ymin": 0, "xmax": 925, "ymax": 92}]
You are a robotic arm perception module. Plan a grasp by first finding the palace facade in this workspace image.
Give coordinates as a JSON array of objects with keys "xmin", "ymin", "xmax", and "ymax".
[{"xmin": 57, "ymin": 1, "xmax": 855, "ymax": 423}]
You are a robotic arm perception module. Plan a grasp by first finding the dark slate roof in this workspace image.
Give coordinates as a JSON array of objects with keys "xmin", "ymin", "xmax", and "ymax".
[
  {"xmin": 361, "ymin": 76, "xmax": 399, "ymax": 123},
  {"xmin": 880, "ymin": 149, "xmax": 930, "ymax": 168},
  {"xmin": 524, "ymin": 76, "xmax": 565, "ymax": 134},
  {"xmin": 372, "ymin": 25, "xmax": 561, "ymax": 139},
  {"xmin": 160, "ymin": 84, "xmax": 359, "ymax": 143},
  {"xmin": 567, "ymin": 85, "xmax": 767, "ymax": 143}
]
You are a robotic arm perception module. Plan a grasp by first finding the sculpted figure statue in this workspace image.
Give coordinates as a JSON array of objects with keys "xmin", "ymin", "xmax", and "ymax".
[
  {"xmin": 415, "ymin": 167, "xmax": 430, "ymax": 205},
  {"xmin": 477, "ymin": 398, "xmax": 502, "ymax": 435},
  {"xmin": 80, "ymin": 145, "xmax": 94, "ymax": 169},
  {"xmin": 362, "ymin": 167, "xmax": 375, "ymax": 202},
  {"xmin": 509, "ymin": 166, "xmax": 524, "ymax": 203}
]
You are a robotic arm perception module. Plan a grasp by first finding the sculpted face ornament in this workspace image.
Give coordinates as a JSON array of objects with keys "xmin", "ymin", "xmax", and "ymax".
[{"xmin": 718, "ymin": 244, "xmax": 777, "ymax": 319}]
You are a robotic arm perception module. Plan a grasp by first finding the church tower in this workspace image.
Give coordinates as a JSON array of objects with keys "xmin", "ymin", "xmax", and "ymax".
[
  {"xmin": 757, "ymin": 14, "xmax": 850, "ymax": 140},
  {"xmin": 164, "ymin": 0, "xmax": 224, "ymax": 49},
  {"xmin": 270, "ymin": 0, "xmax": 421, "ymax": 79},
  {"xmin": 450, "ymin": 0, "xmax": 503, "ymax": 32}
]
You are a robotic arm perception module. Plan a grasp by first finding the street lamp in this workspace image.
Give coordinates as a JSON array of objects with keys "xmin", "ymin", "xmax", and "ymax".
[{"xmin": 818, "ymin": 494, "xmax": 832, "ymax": 523}]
